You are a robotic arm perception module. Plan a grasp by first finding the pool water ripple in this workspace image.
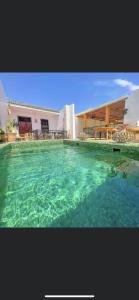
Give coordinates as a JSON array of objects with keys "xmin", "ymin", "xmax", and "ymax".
[{"xmin": 0, "ymin": 143, "xmax": 139, "ymax": 227}]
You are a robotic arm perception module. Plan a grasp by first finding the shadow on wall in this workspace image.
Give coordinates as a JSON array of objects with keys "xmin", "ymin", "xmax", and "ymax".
[
  {"xmin": 49, "ymin": 172, "xmax": 139, "ymax": 228},
  {"xmin": 0, "ymin": 145, "xmax": 11, "ymax": 226}
]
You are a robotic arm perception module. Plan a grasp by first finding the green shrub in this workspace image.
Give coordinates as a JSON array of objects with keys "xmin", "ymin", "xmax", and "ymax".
[
  {"xmin": 6, "ymin": 119, "xmax": 18, "ymax": 133},
  {"xmin": 0, "ymin": 128, "xmax": 5, "ymax": 134},
  {"xmin": 113, "ymin": 130, "xmax": 134, "ymax": 143}
]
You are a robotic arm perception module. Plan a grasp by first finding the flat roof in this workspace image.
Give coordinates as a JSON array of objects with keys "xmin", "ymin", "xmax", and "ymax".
[
  {"xmin": 8, "ymin": 99, "xmax": 60, "ymax": 114},
  {"xmin": 76, "ymin": 95, "xmax": 128, "ymax": 117}
]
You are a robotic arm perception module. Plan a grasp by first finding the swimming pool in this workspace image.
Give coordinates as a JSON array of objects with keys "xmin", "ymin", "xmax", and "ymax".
[{"xmin": 0, "ymin": 140, "xmax": 139, "ymax": 227}]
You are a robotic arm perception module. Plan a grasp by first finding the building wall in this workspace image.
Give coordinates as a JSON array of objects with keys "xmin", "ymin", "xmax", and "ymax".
[
  {"xmin": 63, "ymin": 104, "xmax": 75, "ymax": 139},
  {"xmin": 57, "ymin": 108, "xmax": 64, "ymax": 130},
  {"xmin": 0, "ymin": 82, "xmax": 8, "ymax": 131},
  {"xmin": 0, "ymin": 100, "xmax": 8, "ymax": 131},
  {"xmin": 124, "ymin": 90, "xmax": 139, "ymax": 126},
  {"xmin": 9, "ymin": 105, "xmax": 59, "ymax": 132},
  {"xmin": 3, "ymin": 103, "xmax": 76, "ymax": 138},
  {"xmin": 75, "ymin": 117, "xmax": 106, "ymax": 137},
  {"xmin": 75, "ymin": 117, "xmax": 84, "ymax": 137}
]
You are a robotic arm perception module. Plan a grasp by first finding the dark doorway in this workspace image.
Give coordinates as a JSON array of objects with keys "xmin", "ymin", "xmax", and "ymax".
[
  {"xmin": 41, "ymin": 119, "xmax": 49, "ymax": 132},
  {"xmin": 18, "ymin": 116, "xmax": 32, "ymax": 134}
]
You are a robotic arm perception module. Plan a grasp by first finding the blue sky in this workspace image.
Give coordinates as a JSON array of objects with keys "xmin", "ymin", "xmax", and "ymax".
[{"xmin": 0, "ymin": 73, "xmax": 139, "ymax": 113}]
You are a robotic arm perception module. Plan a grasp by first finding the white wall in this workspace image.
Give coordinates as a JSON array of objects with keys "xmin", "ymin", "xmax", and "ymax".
[
  {"xmin": 63, "ymin": 104, "xmax": 75, "ymax": 139},
  {"xmin": 9, "ymin": 105, "xmax": 59, "ymax": 132},
  {"xmin": 0, "ymin": 82, "xmax": 8, "ymax": 131},
  {"xmin": 75, "ymin": 117, "xmax": 84, "ymax": 137},
  {"xmin": 124, "ymin": 90, "xmax": 139, "ymax": 126},
  {"xmin": 57, "ymin": 108, "xmax": 64, "ymax": 130}
]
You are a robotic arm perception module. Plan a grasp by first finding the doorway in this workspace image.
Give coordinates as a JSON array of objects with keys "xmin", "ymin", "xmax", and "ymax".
[{"xmin": 18, "ymin": 116, "xmax": 32, "ymax": 134}]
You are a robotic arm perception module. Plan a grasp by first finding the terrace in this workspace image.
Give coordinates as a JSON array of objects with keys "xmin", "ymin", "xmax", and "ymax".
[
  {"xmin": 76, "ymin": 96, "xmax": 139, "ymax": 141},
  {"xmin": 0, "ymin": 129, "xmax": 68, "ymax": 143}
]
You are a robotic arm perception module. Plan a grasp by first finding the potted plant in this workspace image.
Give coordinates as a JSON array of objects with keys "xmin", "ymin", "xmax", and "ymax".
[
  {"xmin": 6, "ymin": 119, "xmax": 18, "ymax": 142},
  {"xmin": 0, "ymin": 128, "xmax": 6, "ymax": 142}
]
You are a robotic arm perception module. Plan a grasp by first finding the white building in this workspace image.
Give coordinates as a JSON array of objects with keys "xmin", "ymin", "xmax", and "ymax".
[
  {"xmin": 0, "ymin": 82, "xmax": 75, "ymax": 139},
  {"xmin": 75, "ymin": 90, "xmax": 139, "ymax": 138},
  {"xmin": 1, "ymin": 80, "xmax": 139, "ymax": 140}
]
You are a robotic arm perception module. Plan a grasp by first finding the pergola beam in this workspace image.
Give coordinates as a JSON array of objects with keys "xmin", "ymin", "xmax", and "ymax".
[
  {"xmin": 83, "ymin": 114, "xmax": 87, "ymax": 127},
  {"xmin": 78, "ymin": 99, "xmax": 126, "ymax": 125},
  {"xmin": 105, "ymin": 105, "xmax": 110, "ymax": 125}
]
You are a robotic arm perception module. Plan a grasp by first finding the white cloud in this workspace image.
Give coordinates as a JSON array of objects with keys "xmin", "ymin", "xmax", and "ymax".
[
  {"xmin": 94, "ymin": 80, "xmax": 113, "ymax": 87},
  {"xmin": 114, "ymin": 79, "xmax": 139, "ymax": 91}
]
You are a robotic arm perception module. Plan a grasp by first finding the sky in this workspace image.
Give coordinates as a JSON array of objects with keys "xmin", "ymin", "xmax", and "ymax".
[{"xmin": 0, "ymin": 73, "xmax": 139, "ymax": 113}]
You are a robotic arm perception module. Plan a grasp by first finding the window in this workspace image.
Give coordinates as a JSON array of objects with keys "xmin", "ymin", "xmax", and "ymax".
[{"xmin": 41, "ymin": 119, "xmax": 49, "ymax": 131}]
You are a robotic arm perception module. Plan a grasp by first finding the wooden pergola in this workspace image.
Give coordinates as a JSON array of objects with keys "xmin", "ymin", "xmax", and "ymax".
[{"xmin": 76, "ymin": 96, "xmax": 128, "ymax": 139}]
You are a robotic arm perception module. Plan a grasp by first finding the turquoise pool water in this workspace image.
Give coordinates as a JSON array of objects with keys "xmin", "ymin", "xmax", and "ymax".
[{"xmin": 0, "ymin": 141, "xmax": 139, "ymax": 227}]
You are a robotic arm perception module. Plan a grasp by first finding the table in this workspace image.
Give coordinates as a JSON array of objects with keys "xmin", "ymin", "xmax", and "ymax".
[{"xmin": 94, "ymin": 127, "xmax": 117, "ymax": 140}]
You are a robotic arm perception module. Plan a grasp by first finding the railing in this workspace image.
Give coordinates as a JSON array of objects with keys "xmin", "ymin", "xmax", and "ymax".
[
  {"xmin": 32, "ymin": 129, "xmax": 67, "ymax": 140},
  {"xmin": 83, "ymin": 124, "xmax": 118, "ymax": 133},
  {"xmin": 83, "ymin": 125, "xmax": 119, "ymax": 139},
  {"xmin": 83, "ymin": 124, "xmax": 122, "ymax": 134}
]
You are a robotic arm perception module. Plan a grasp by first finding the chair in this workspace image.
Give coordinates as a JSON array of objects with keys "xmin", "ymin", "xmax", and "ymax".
[
  {"xmin": 25, "ymin": 133, "xmax": 34, "ymax": 140},
  {"xmin": 18, "ymin": 134, "xmax": 26, "ymax": 141}
]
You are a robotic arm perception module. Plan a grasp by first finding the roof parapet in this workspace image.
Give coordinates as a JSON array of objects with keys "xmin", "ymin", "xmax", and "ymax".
[{"xmin": 8, "ymin": 99, "xmax": 60, "ymax": 114}]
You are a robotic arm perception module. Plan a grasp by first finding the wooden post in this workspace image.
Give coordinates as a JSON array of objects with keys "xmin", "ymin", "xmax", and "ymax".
[
  {"xmin": 110, "ymin": 131, "xmax": 112, "ymax": 140},
  {"xmin": 105, "ymin": 106, "xmax": 110, "ymax": 126},
  {"xmin": 83, "ymin": 114, "xmax": 87, "ymax": 128},
  {"xmin": 94, "ymin": 129, "xmax": 96, "ymax": 139},
  {"xmin": 106, "ymin": 128, "xmax": 109, "ymax": 140}
]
